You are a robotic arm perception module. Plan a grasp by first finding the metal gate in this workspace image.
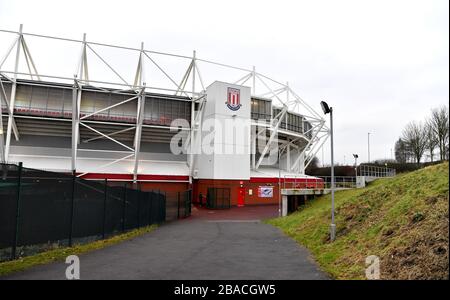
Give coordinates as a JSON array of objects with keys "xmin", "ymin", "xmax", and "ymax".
[
  {"xmin": 178, "ymin": 189, "xmax": 192, "ymax": 218},
  {"xmin": 206, "ymin": 188, "xmax": 231, "ymax": 209}
]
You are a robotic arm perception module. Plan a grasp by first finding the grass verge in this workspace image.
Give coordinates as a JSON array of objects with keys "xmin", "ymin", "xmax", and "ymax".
[
  {"xmin": 267, "ymin": 162, "xmax": 449, "ymax": 280},
  {"xmin": 0, "ymin": 225, "xmax": 157, "ymax": 277}
]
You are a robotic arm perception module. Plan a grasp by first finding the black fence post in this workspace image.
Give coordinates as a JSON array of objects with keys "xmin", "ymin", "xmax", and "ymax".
[
  {"xmin": 177, "ymin": 191, "xmax": 180, "ymax": 219},
  {"xmin": 102, "ymin": 178, "xmax": 107, "ymax": 239},
  {"xmin": 162, "ymin": 192, "xmax": 166, "ymax": 223},
  {"xmin": 158, "ymin": 189, "xmax": 161, "ymax": 222},
  {"xmin": 163, "ymin": 191, "xmax": 166, "ymax": 223},
  {"xmin": 159, "ymin": 189, "xmax": 162, "ymax": 223},
  {"xmin": 148, "ymin": 191, "xmax": 153, "ymax": 225},
  {"xmin": 137, "ymin": 184, "xmax": 141, "ymax": 228},
  {"xmin": 188, "ymin": 190, "xmax": 192, "ymax": 216},
  {"xmin": 11, "ymin": 162, "xmax": 23, "ymax": 260},
  {"xmin": 68, "ymin": 170, "xmax": 76, "ymax": 247},
  {"xmin": 122, "ymin": 183, "xmax": 127, "ymax": 232}
]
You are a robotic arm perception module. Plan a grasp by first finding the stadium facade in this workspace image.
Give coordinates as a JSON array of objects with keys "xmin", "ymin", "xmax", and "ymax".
[{"xmin": 0, "ymin": 25, "xmax": 329, "ymax": 206}]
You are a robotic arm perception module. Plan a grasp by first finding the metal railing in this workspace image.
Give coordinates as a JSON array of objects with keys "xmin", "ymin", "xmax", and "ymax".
[
  {"xmin": 282, "ymin": 175, "xmax": 359, "ymax": 190},
  {"xmin": 358, "ymin": 165, "xmax": 396, "ymax": 177},
  {"xmin": 319, "ymin": 176, "xmax": 357, "ymax": 189}
]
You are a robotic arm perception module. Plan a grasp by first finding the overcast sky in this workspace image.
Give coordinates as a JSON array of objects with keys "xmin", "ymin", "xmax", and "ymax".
[{"xmin": 0, "ymin": 0, "xmax": 448, "ymax": 165}]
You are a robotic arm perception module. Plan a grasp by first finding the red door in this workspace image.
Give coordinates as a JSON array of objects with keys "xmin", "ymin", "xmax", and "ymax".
[{"xmin": 238, "ymin": 187, "xmax": 245, "ymax": 207}]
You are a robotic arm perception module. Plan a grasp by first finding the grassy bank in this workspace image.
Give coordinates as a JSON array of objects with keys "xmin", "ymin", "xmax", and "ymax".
[
  {"xmin": 268, "ymin": 162, "xmax": 449, "ymax": 279},
  {"xmin": 0, "ymin": 225, "xmax": 157, "ymax": 277}
]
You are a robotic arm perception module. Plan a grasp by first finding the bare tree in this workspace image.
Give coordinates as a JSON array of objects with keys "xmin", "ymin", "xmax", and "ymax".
[
  {"xmin": 309, "ymin": 156, "xmax": 320, "ymax": 169},
  {"xmin": 425, "ymin": 121, "xmax": 439, "ymax": 162},
  {"xmin": 394, "ymin": 138, "xmax": 411, "ymax": 163},
  {"xmin": 402, "ymin": 121, "xmax": 427, "ymax": 164},
  {"xmin": 429, "ymin": 106, "xmax": 449, "ymax": 161}
]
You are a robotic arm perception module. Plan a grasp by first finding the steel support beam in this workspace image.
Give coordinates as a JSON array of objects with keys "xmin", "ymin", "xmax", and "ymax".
[
  {"xmin": 83, "ymin": 126, "xmax": 136, "ymax": 143},
  {"xmin": 251, "ymin": 125, "xmax": 256, "ymax": 170},
  {"xmin": 0, "ymin": 102, "xmax": 4, "ymax": 162},
  {"xmin": 87, "ymin": 44, "xmax": 130, "ymax": 87},
  {"xmin": 20, "ymin": 37, "xmax": 40, "ymax": 81},
  {"xmin": 291, "ymin": 121, "xmax": 326, "ymax": 171},
  {"xmin": 133, "ymin": 86, "xmax": 146, "ymax": 182},
  {"xmin": 132, "ymin": 43, "xmax": 146, "ymax": 182},
  {"xmin": 80, "ymin": 94, "xmax": 139, "ymax": 120},
  {"xmin": 252, "ymin": 66, "xmax": 256, "ymax": 95},
  {"xmin": 257, "ymin": 87, "xmax": 285, "ymax": 98},
  {"xmin": 188, "ymin": 92, "xmax": 207, "ymax": 174},
  {"xmin": 255, "ymin": 107, "xmax": 287, "ymax": 169},
  {"xmin": 76, "ymin": 33, "xmax": 89, "ymax": 84},
  {"xmin": 80, "ymin": 122, "xmax": 134, "ymax": 152},
  {"xmin": 0, "ymin": 79, "xmax": 19, "ymax": 143},
  {"xmin": 304, "ymin": 133, "xmax": 329, "ymax": 169},
  {"xmin": 195, "ymin": 60, "xmax": 205, "ymax": 91},
  {"xmin": 133, "ymin": 42, "xmax": 144, "ymax": 89},
  {"xmin": 0, "ymin": 36, "xmax": 18, "ymax": 69},
  {"xmin": 188, "ymin": 51, "xmax": 196, "ymax": 184},
  {"xmin": 77, "ymin": 153, "xmax": 134, "ymax": 178},
  {"xmin": 71, "ymin": 78, "xmax": 80, "ymax": 171},
  {"xmin": 234, "ymin": 72, "xmax": 252, "ymax": 86},
  {"xmin": 256, "ymin": 74, "xmax": 286, "ymax": 107},
  {"xmin": 176, "ymin": 60, "xmax": 193, "ymax": 96},
  {"xmin": 287, "ymin": 141, "xmax": 291, "ymax": 172},
  {"xmin": 4, "ymin": 24, "xmax": 22, "ymax": 161},
  {"xmin": 143, "ymin": 50, "xmax": 192, "ymax": 97}
]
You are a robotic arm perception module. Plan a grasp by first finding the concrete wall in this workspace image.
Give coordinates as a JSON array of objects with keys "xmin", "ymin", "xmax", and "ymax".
[
  {"xmin": 195, "ymin": 81, "xmax": 251, "ymax": 180},
  {"xmin": 193, "ymin": 178, "xmax": 281, "ymax": 206}
]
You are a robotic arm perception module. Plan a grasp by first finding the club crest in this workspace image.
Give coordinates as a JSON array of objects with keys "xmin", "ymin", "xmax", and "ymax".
[{"xmin": 226, "ymin": 87, "xmax": 241, "ymax": 111}]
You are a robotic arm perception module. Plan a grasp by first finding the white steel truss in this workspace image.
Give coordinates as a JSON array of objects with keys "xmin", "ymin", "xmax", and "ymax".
[{"xmin": 0, "ymin": 24, "xmax": 329, "ymax": 178}]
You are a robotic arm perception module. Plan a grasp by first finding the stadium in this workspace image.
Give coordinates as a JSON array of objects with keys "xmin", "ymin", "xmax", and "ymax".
[{"xmin": 0, "ymin": 25, "xmax": 329, "ymax": 208}]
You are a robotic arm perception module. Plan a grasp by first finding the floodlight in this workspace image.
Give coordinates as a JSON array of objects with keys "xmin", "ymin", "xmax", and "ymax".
[{"xmin": 320, "ymin": 101, "xmax": 331, "ymax": 114}]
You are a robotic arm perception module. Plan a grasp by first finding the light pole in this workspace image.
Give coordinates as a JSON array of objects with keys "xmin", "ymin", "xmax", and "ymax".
[
  {"xmin": 353, "ymin": 154, "xmax": 358, "ymax": 177},
  {"xmin": 367, "ymin": 132, "xmax": 371, "ymax": 163},
  {"xmin": 278, "ymin": 148, "xmax": 281, "ymax": 217},
  {"xmin": 320, "ymin": 101, "xmax": 336, "ymax": 242},
  {"xmin": 322, "ymin": 147, "xmax": 324, "ymax": 167}
]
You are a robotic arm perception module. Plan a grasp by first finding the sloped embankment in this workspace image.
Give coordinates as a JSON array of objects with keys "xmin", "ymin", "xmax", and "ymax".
[{"xmin": 268, "ymin": 162, "xmax": 449, "ymax": 279}]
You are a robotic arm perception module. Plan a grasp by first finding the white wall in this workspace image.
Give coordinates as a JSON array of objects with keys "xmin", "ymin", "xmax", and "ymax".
[{"xmin": 195, "ymin": 81, "xmax": 251, "ymax": 180}]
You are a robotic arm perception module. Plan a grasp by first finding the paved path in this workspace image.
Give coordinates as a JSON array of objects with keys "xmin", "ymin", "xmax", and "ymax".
[{"xmin": 2, "ymin": 206, "xmax": 328, "ymax": 280}]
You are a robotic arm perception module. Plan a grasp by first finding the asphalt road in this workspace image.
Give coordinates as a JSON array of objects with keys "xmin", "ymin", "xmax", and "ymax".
[{"xmin": 2, "ymin": 206, "xmax": 328, "ymax": 280}]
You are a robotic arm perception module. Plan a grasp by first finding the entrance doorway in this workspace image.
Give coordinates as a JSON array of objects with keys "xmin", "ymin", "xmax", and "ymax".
[
  {"xmin": 238, "ymin": 186, "xmax": 245, "ymax": 207},
  {"xmin": 206, "ymin": 188, "xmax": 231, "ymax": 209}
]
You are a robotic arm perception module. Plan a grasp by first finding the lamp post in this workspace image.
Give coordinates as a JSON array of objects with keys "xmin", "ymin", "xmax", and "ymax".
[
  {"xmin": 367, "ymin": 132, "xmax": 371, "ymax": 163},
  {"xmin": 353, "ymin": 154, "xmax": 358, "ymax": 177},
  {"xmin": 320, "ymin": 101, "xmax": 336, "ymax": 242},
  {"xmin": 278, "ymin": 148, "xmax": 281, "ymax": 217},
  {"xmin": 353, "ymin": 154, "xmax": 358, "ymax": 188}
]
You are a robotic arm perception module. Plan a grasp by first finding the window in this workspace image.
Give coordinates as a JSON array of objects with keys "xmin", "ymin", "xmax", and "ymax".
[
  {"xmin": 142, "ymin": 97, "xmax": 191, "ymax": 126},
  {"xmin": 251, "ymin": 97, "xmax": 271, "ymax": 121}
]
